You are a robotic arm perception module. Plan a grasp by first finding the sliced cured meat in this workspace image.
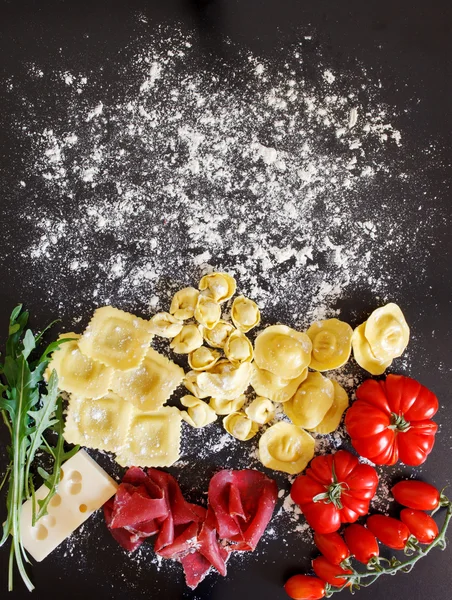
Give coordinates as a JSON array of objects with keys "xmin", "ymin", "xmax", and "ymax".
[
  {"xmin": 109, "ymin": 482, "xmax": 168, "ymax": 529},
  {"xmin": 180, "ymin": 551, "xmax": 213, "ymax": 589},
  {"xmin": 157, "ymin": 522, "xmax": 199, "ymax": 559},
  {"xmin": 197, "ymin": 511, "xmax": 228, "ymax": 576},
  {"xmin": 103, "ymin": 498, "xmax": 144, "ymax": 552},
  {"xmin": 207, "ymin": 469, "xmax": 278, "ymax": 551}
]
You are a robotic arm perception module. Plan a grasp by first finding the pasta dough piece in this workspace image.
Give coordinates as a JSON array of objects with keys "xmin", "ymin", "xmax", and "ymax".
[
  {"xmin": 231, "ymin": 296, "xmax": 261, "ymax": 333},
  {"xmin": 47, "ymin": 333, "xmax": 113, "ymax": 399},
  {"xmin": 202, "ymin": 320, "xmax": 235, "ymax": 348},
  {"xmin": 183, "ymin": 370, "xmax": 210, "ymax": 399},
  {"xmin": 209, "ymin": 395, "xmax": 247, "ymax": 415},
  {"xmin": 254, "ymin": 325, "xmax": 312, "ymax": 380},
  {"xmin": 180, "ymin": 395, "xmax": 217, "ymax": 428},
  {"xmin": 194, "ymin": 295, "xmax": 221, "ymax": 330},
  {"xmin": 199, "ymin": 272, "xmax": 236, "ymax": 303},
  {"xmin": 116, "ymin": 406, "xmax": 182, "ymax": 468},
  {"xmin": 307, "ymin": 381, "xmax": 349, "ymax": 434},
  {"xmin": 245, "ymin": 397, "xmax": 275, "ymax": 425},
  {"xmin": 110, "ymin": 348, "xmax": 184, "ymax": 411},
  {"xmin": 223, "ymin": 412, "xmax": 258, "ymax": 441},
  {"xmin": 64, "ymin": 392, "xmax": 133, "ymax": 453},
  {"xmin": 364, "ymin": 303, "xmax": 410, "ymax": 361},
  {"xmin": 307, "ymin": 318, "xmax": 353, "ymax": 371},
  {"xmin": 169, "ymin": 287, "xmax": 200, "ymax": 320},
  {"xmin": 258, "ymin": 422, "xmax": 315, "ymax": 474},
  {"xmin": 284, "ymin": 372, "xmax": 334, "ymax": 429},
  {"xmin": 78, "ymin": 306, "xmax": 154, "ymax": 371},
  {"xmin": 250, "ymin": 364, "xmax": 308, "ymax": 403},
  {"xmin": 170, "ymin": 324, "xmax": 203, "ymax": 354},
  {"xmin": 224, "ymin": 330, "xmax": 254, "ymax": 366},
  {"xmin": 351, "ymin": 322, "xmax": 392, "ymax": 375},
  {"xmin": 195, "ymin": 360, "xmax": 252, "ymax": 400},
  {"xmin": 188, "ymin": 346, "xmax": 221, "ymax": 371},
  {"xmin": 149, "ymin": 312, "xmax": 183, "ymax": 338}
]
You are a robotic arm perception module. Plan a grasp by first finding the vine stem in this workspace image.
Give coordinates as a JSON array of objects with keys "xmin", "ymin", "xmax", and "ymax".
[{"xmin": 325, "ymin": 499, "xmax": 452, "ymax": 596}]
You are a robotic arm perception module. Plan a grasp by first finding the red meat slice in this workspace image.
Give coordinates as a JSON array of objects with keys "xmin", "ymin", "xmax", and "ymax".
[
  {"xmin": 109, "ymin": 482, "xmax": 168, "ymax": 529},
  {"xmin": 103, "ymin": 498, "xmax": 144, "ymax": 552},
  {"xmin": 180, "ymin": 551, "xmax": 213, "ymax": 589},
  {"xmin": 207, "ymin": 469, "xmax": 278, "ymax": 551}
]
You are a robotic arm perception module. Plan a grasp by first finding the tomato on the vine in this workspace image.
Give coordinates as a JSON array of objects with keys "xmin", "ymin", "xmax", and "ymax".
[
  {"xmin": 312, "ymin": 556, "xmax": 352, "ymax": 587},
  {"xmin": 284, "ymin": 574, "xmax": 326, "ymax": 600},
  {"xmin": 400, "ymin": 509, "xmax": 439, "ymax": 544},
  {"xmin": 314, "ymin": 532, "xmax": 349, "ymax": 565},
  {"xmin": 343, "ymin": 523, "xmax": 379, "ymax": 564},
  {"xmin": 366, "ymin": 515, "xmax": 410, "ymax": 550},
  {"xmin": 290, "ymin": 450, "xmax": 378, "ymax": 533},
  {"xmin": 345, "ymin": 374, "xmax": 438, "ymax": 466},
  {"xmin": 391, "ymin": 480, "xmax": 440, "ymax": 510}
]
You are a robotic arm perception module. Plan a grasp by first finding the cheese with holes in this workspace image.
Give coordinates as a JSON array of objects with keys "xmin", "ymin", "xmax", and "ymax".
[{"xmin": 20, "ymin": 449, "xmax": 117, "ymax": 562}]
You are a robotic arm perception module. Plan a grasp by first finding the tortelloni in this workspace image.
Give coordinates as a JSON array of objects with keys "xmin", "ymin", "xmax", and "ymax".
[
  {"xmin": 258, "ymin": 422, "xmax": 315, "ymax": 474},
  {"xmin": 180, "ymin": 395, "xmax": 217, "ymax": 428},
  {"xmin": 224, "ymin": 330, "xmax": 254, "ymax": 366},
  {"xmin": 190, "ymin": 361, "xmax": 252, "ymax": 400},
  {"xmin": 194, "ymin": 295, "xmax": 221, "ymax": 330},
  {"xmin": 170, "ymin": 324, "xmax": 203, "ymax": 354},
  {"xmin": 307, "ymin": 381, "xmax": 349, "ymax": 434},
  {"xmin": 364, "ymin": 303, "xmax": 410, "ymax": 361},
  {"xmin": 351, "ymin": 323, "xmax": 392, "ymax": 376},
  {"xmin": 250, "ymin": 364, "xmax": 308, "ymax": 403},
  {"xmin": 254, "ymin": 325, "xmax": 312, "ymax": 380},
  {"xmin": 284, "ymin": 372, "xmax": 334, "ymax": 429},
  {"xmin": 202, "ymin": 320, "xmax": 235, "ymax": 349},
  {"xmin": 223, "ymin": 412, "xmax": 258, "ymax": 441},
  {"xmin": 245, "ymin": 397, "xmax": 275, "ymax": 425},
  {"xmin": 170, "ymin": 287, "xmax": 200, "ymax": 320},
  {"xmin": 188, "ymin": 346, "xmax": 221, "ymax": 371},
  {"xmin": 307, "ymin": 318, "xmax": 353, "ymax": 371},
  {"xmin": 209, "ymin": 395, "xmax": 246, "ymax": 415},
  {"xmin": 47, "ymin": 333, "xmax": 113, "ymax": 399},
  {"xmin": 231, "ymin": 296, "xmax": 261, "ymax": 333},
  {"xmin": 149, "ymin": 312, "xmax": 183, "ymax": 338},
  {"xmin": 199, "ymin": 272, "xmax": 236, "ymax": 303}
]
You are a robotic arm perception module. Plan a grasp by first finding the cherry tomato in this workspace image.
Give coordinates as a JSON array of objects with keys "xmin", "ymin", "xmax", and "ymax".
[
  {"xmin": 400, "ymin": 509, "xmax": 439, "ymax": 544},
  {"xmin": 343, "ymin": 523, "xmax": 379, "ymax": 564},
  {"xmin": 314, "ymin": 532, "xmax": 350, "ymax": 565},
  {"xmin": 391, "ymin": 480, "xmax": 440, "ymax": 511},
  {"xmin": 312, "ymin": 556, "xmax": 352, "ymax": 587},
  {"xmin": 366, "ymin": 515, "xmax": 410, "ymax": 550},
  {"xmin": 284, "ymin": 575, "xmax": 326, "ymax": 600}
]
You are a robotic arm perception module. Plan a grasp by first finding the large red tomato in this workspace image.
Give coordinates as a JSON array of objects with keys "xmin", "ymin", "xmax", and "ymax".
[
  {"xmin": 345, "ymin": 374, "xmax": 438, "ymax": 466},
  {"xmin": 290, "ymin": 450, "xmax": 378, "ymax": 533}
]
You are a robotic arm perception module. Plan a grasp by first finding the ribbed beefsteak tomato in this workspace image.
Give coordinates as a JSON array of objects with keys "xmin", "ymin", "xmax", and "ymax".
[
  {"xmin": 290, "ymin": 450, "xmax": 378, "ymax": 533},
  {"xmin": 345, "ymin": 374, "xmax": 438, "ymax": 466}
]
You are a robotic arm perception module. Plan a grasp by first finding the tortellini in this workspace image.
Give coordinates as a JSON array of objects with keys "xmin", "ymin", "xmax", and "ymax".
[
  {"xmin": 202, "ymin": 320, "xmax": 235, "ymax": 349},
  {"xmin": 170, "ymin": 287, "xmax": 200, "ymax": 320},
  {"xmin": 223, "ymin": 412, "xmax": 258, "ymax": 441},
  {"xmin": 307, "ymin": 381, "xmax": 349, "ymax": 434},
  {"xmin": 209, "ymin": 395, "xmax": 246, "ymax": 415},
  {"xmin": 284, "ymin": 371, "xmax": 334, "ymax": 429},
  {"xmin": 110, "ymin": 348, "xmax": 185, "ymax": 412},
  {"xmin": 194, "ymin": 295, "xmax": 221, "ymax": 330},
  {"xmin": 194, "ymin": 361, "xmax": 252, "ymax": 400},
  {"xmin": 258, "ymin": 422, "xmax": 315, "ymax": 474},
  {"xmin": 245, "ymin": 397, "xmax": 275, "ymax": 425},
  {"xmin": 307, "ymin": 318, "xmax": 353, "ymax": 371},
  {"xmin": 199, "ymin": 272, "xmax": 236, "ymax": 303},
  {"xmin": 188, "ymin": 346, "xmax": 221, "ymax": 371},
  {"xmin": 250, "ymin": 364, "xmax": 308, "ymax": 403},
  {"xmin": 351, "ymin": 322, "xmax": 392, "ymax": 375},
  {"xmin": 149, "ymin": 312, "xmax": 183, "ymax": 338},
  {"xmin": 254, "ymin": 325, "xmax": 312, "ymax": 380},
  {"xmin": 78, "ymin": 306, "xmax": 154, "ymax": 371},
  {"xmin": 170, "ymin": 324, "xmax": 203, "ymax": 354},
  {"xmin": 364, "ymin": 303, "xmax": 410, "ymax": 361},
  {"xmin": 231, "ymin": 295, "xmax": 261, "ymax": 333},
  {"xmin": 180, "ymin": 395, "xmax": 217, "ymax": 428},
  {"xmin": 224, "ymin": 330, "xmax": 254, "ymax": 366},
  {"xmin": 47, "ymin": 333, "xmax": 113, "ymax": 399}
]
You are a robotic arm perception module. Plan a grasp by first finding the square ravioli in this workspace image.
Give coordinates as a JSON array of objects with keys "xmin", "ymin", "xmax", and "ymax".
[
  {"xmin": 115, "ymin": 406, "xmax": 182, "ymax": 468},
  {"xmin": 78, "ymin": 306, "xmax": 154, "ymax": 371},
  {"xmin": 64, "ymin": 392, "xmax": 133, "ymax": 453},
  {"xmin": 110, "ymin": 347, "xmax": 184, "ymax": 411}
]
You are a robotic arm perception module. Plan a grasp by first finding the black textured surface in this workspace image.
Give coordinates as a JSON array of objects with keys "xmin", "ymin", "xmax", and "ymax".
[{"xmin": 1, "ymin": 1, "xmax": 451, "ymax": 599}]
